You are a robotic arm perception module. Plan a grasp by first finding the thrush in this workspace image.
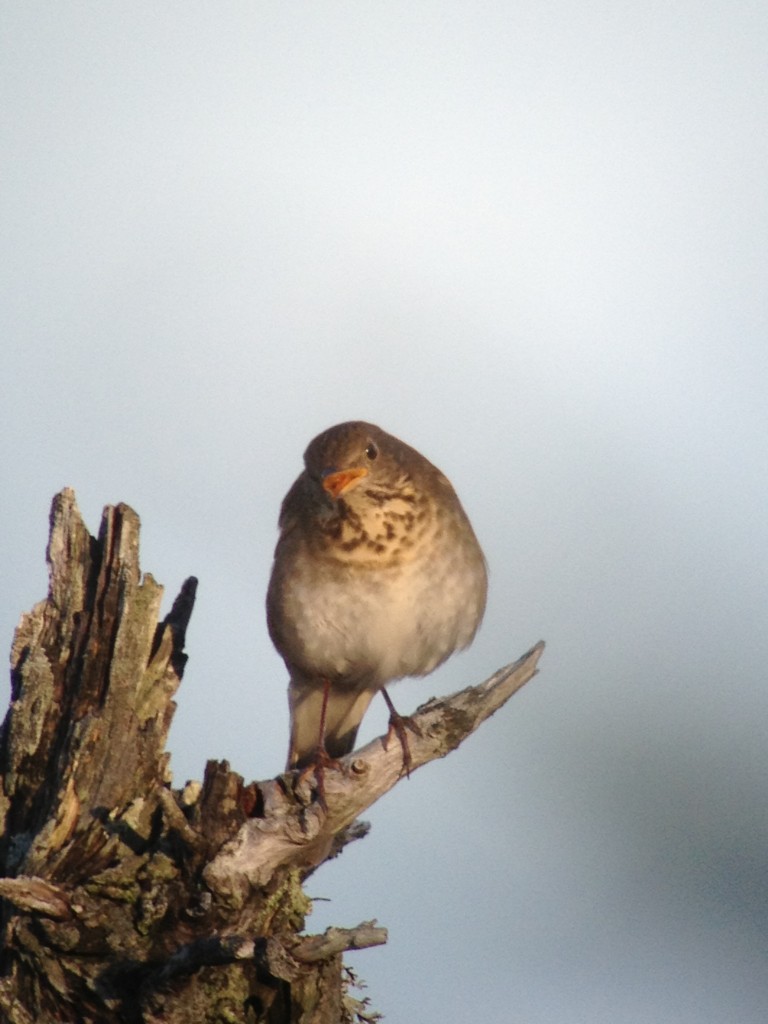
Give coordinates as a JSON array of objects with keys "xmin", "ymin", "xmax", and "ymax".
[{"xmin": 266, "ymin": 421, "xmax": 488, "ymax": 774}]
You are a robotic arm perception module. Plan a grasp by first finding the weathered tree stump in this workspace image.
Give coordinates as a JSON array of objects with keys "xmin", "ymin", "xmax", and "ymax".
[{"xmin": 0, "ymin": 489, "xmax": 543, "ymax": 1022}]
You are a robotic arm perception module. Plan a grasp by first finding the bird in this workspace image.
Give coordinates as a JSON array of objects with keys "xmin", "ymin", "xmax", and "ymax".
[{"xmin": 266, "ymin": 420, "xmax": 488, "ymax": 776}]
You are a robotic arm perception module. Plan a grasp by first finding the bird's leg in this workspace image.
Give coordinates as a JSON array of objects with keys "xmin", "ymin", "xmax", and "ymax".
[
  {"xmin": 317, "ymin": 676, "xmax": 332, "ymax": 758},
  {"xmin": 380, "ymin": 688, "xmax": 423, "ymax": 777},
  {"xmin": 297, "ymin": 677, "xmax": 343, "ymax": 808}
]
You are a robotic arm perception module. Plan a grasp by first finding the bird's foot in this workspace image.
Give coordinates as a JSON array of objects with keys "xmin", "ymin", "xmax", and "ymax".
[
  {"xmin": 296, "ymin": 747, "xmax": 344, "ymax": 809},
  {"xmin": 380, "ymin": 690, "xmax": 423, "ymax": 778}
]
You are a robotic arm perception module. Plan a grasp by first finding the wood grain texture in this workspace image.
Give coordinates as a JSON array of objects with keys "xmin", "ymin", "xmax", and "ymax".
[{"xmin": 0, "ymin": 489, "xmax": 542, "ymax": 1023}]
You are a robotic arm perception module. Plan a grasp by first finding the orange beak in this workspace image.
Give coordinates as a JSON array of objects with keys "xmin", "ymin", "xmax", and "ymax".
[{"xmin": 321, "ymin": 466, "xmax": 369, "ymax": 499}]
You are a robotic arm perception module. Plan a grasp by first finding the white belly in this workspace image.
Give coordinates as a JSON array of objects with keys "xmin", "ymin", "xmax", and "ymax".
[{"xmin": 281, "ymin": 540, "xmax": 485, "ymax": 687}]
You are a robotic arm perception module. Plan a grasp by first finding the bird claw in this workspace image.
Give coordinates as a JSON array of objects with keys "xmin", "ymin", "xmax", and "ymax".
[
  {"xmin": 296, "ymin": 748, "xmax": 344, "ymax": 809},
  {"xmin": 382, "ymin": 710, "xmax": 423, "ymax": 778}
]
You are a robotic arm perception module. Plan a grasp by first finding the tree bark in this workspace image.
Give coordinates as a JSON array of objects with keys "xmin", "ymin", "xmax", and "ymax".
[{"xmin": 0, "ymin": 489, "xmax": 543, "ymax": 1023}]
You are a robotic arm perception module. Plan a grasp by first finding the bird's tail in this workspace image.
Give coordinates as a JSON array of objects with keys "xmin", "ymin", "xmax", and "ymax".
[{"xmin": 287, "ymin": 679, "xmax": 376, "ymax": 770}]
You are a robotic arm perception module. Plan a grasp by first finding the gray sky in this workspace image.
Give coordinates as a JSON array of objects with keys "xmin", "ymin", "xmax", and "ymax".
[{"xmin": 2, "ymin": 4, "xmax": 768, "ymax": 1021}]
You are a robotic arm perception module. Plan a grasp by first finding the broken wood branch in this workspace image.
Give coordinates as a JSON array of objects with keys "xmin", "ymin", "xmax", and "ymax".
[{"xmin": 0, "ymin": 489, "xmax": 542, "ymax": 1023}]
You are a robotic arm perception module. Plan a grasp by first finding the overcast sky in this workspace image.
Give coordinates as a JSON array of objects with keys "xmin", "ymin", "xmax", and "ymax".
[{"xmin": 2, "ymin": 4, "xmax": 768, "ymax": 1021}]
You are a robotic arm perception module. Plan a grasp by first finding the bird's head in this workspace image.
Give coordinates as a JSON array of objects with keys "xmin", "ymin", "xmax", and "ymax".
[{"xmin": 304, "ymin": 421, "xmax": 417, "ymax": 504}]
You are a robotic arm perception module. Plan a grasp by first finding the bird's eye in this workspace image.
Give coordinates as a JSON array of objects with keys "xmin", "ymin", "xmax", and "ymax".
[{"xmin": 365, "ymin": 442, "xmax": 379, "ymax": 461}]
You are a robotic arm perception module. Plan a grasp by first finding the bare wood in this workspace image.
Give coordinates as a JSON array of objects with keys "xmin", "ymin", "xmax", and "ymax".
[
  {"xmin": 0, "ymin": 876, "xmax": 70, "ymax": 919},
  {"xmin": 292, "ymin": 921, "xmax": 388, "ymax": 961},
  {"xmin": 0, "ymin": 489, "xmax": 543, "ymax": 1023},
  {"xmin": 203, "ymin": 644, "xmax": 544, "ymax": 901}
]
